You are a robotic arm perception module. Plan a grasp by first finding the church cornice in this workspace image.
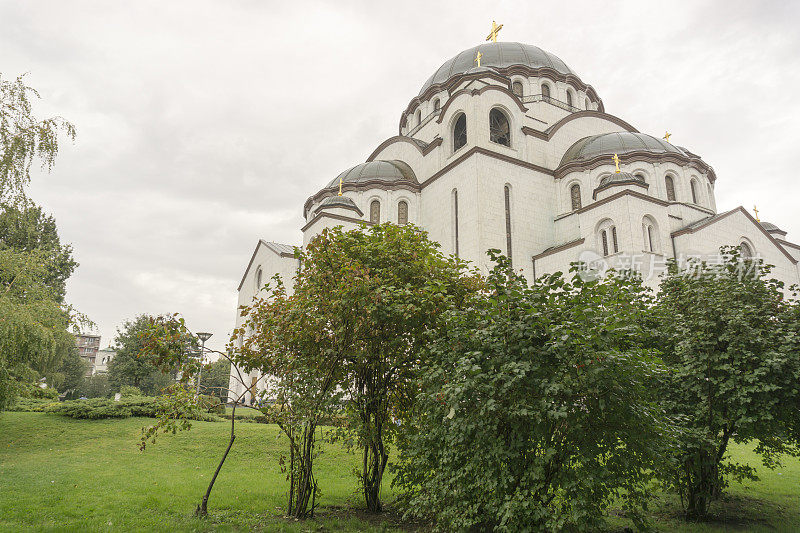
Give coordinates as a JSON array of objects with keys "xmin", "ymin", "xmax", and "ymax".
[
  {"xmin": 301, "ymin": 211, "xmax": 374, "ymax": 233},
  {"xmin": 400, "ymin": 65, "xmax": 604, "ymax": 129},
  {"xmin": 303, "ymin": 181, "xmax": 421, "ymax": 218},
  {"xmin": 522, "ymin": 110, "xmax": 639, "ymax": 141},
  {"xmin": 366, "ymin": 136, "xmax": 442, "ymax": 162},
  {"xmin": 421, "ymin": 146, "xmax": 555, "ymax": 188},
  {"xmin": 555, "ymin": 150, "xmax": 717, "ymax": 182}
]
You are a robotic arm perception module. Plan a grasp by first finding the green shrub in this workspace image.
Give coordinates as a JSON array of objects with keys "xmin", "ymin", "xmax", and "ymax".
[
  {"xmin": 198, "ymin": 394, "xmax": 224, "ymax": 414},
  {"xmin": 8, "ymin": 397, "xmax": 58, "ymax": 412},
  {"xmin": 18, "ymin": 383, "xmax": 59, "ymax": 399},
  {"xmin": 47, "ymin": 398, "xmax": 132, "ymax": 419},
  {"xmin": 119, "ymin": 385, "xmax": 144, "ymax": 397}
]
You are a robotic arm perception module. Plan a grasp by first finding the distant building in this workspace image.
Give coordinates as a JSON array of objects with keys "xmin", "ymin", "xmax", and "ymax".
[
  {"xmin": 93, "ymin": 349, "xmax": 116, "ymax": 375},
  {"xmin": 74, "ymin": 334, "xmax": 101, "ymax": 376}
]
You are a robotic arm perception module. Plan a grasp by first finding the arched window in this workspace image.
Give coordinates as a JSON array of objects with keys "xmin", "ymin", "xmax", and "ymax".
[
  {"xmin": 489, "ymin": 108, "xmax": 511, "ymax": 146},
  {"xmin": 541, "ymin": 83, "xmax": 551, "ymax": 98},
  {"xmin": 665, "ymin": 175, "xmax": 676, "ymax": 202},
  {"xmin": 504, "ymin": 185, "xmax": 513, "ymax": 266},
  {"xmin": 453, "ymin": 113, "xmax": 467, "ymax": 152},
  {"xmin": 707, "ymin": 183, "xmax": 714, "ymax": 208},
  {"xmin": 512, "ymin": 81, "xmax": 523, "ymax": 97},
  {"xmin": 397, "ymin": 200, "xmax": 408, "ymax": 225},
  {"xmin": 370, "ymin": 200, "xmax": 380, "ymax": 224},
  {"xmin": 415, "ymin": 109, "xmax": 421, "ymax": 127},
  {"xmin": 255, "ymin": 267, "xmax": 263, "ymax": 290},
  {"xmin": 740, "ymin": 241, "xmax": 753, "ymax": 259},
  {"xmin": 452, "ymin": 189, "xmax": 459, "ymax": 257},
  {"xmin": 642, "ymin": 217, "xmax": 659, "ymax": 253},
  {"xmin": 611, "ymin": 226, "xmax": 618, "ymax": 253},
  {"xmin": 433, "ymin": 98, "xmax": 440, "ymax": 111},
  {"xmin": 570, "ymin": 183, "xmax": 582, "ymax": 211},
  {"xmin": 566, "ymin": 90, "xmax": 573, "ymax": 107},
  {"xmin": 601, "ymin": 230, "xmax": 609, "ymax": 257},
  {"xmin": 690, "ymin": 179, "xmax": 699, "ymax": 204},
  {"xmin": 585, "ymin": 98, "xmax": 590, "ymax": 110}
]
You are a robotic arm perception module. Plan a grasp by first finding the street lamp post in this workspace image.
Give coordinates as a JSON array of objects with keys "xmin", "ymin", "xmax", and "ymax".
[{"xmin": 195, "ymin": 332, "xmax": 213, "ymax": 396}]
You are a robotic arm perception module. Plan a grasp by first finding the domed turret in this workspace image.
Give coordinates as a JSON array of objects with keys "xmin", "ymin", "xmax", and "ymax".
[
  {"xmin": 325, "ymin": 160, "xmax": 417, "ymax": 189},
  {"xmin": 561, "ymin": 132, "xmax": 685, "ymax": 167}
]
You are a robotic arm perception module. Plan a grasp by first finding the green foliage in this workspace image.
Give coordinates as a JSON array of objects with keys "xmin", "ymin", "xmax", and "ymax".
[
  {"xmin": 108, "ymin": 315, "xmax": 184, "ymax": 395},
  {"xmin": 237, "ymin": 223, "xmax": 480, "ymax": 514},
  {"xmin": 17, "ymin": 382, "xmax": 59, "ymax": 399},
  {"xmin": 45, "ymin": 394, "xmax": 219, "ymax": 422},
  {"xmin": 75, "ymin": 373, "xmax": 111, "ymax": 398},
  {"xmin": 120, "ymin": 385, "xmax": 144, "ymax": 397},
  {"xmin": 393, "ymin": 253, "xmax": 671, "ymax": 532},
  {"xmin": 653, "ymin": 247, "xmax": 800, "ymax": 519},
  {"xmin": 8, "ymin": 396, "xmax": 57, "ymax": 412},
  {"xmin": 202, "ymin": 358, "xmax": 231, "ymax": 403},
  {"xmin": 1, "ymin": 73, "xmax": 76, "ymax": 204},
  {"xmin": 0, "ymin": 202, "xmax": 78, "ymax": 301}
]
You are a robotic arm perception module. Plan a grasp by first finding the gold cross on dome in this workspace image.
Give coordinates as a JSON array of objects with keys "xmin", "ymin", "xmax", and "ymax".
[
  {"xmin": 612, "ymin": 153, "xmax": 621, "ymax": 173},
  {"xmin": 663, "ymin": 131, "xmax": 671, "ymax": 142},
  {"xmin": 338, "ymin": 176, "xmax": 343, "ymax": 196},
  {"xmin": 475, "ymin": 51, "xmax": 483, "ymax": 67},
  {"xmin": 486, "ymin": 20, "xmax": 503, "ymax": 42},
  {"xmin": 753, "ymin": 205, "xmax": 760, "ymax": 222}
]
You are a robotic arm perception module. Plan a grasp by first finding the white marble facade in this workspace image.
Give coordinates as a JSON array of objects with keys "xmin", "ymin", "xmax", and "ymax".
[{"xmin": 228, "ymin": 42, "xmax": 800, "ymax": 403}]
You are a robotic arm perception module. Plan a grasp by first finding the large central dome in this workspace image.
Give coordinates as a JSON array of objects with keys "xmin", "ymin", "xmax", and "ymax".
[{"xmin": 418, "ymin": 42, "xmax": 579, "ymax": 96}]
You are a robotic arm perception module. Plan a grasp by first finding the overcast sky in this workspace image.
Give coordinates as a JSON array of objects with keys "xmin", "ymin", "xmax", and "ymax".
[{"xmin": 3, "ymin": 0, "xmax": 799, "ymax": 352}]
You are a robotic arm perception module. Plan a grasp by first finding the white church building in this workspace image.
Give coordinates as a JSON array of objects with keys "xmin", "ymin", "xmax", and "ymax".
[{"xmin": 228, "ymin": 39, "xmax": 800, "ymax": 404}]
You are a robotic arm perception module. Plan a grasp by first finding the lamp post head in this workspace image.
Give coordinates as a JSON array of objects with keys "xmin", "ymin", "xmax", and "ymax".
[{"xmin": 197, "ymin": 332, "xmax": 213, "ymax": 342}]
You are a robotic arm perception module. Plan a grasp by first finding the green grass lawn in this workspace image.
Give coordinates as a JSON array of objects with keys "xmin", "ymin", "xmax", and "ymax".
[{"xmin": 1, "ymin": 412, "xmax": 799, "ymax": 532}]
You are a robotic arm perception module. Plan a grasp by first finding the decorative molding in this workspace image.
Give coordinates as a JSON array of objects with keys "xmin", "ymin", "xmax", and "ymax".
[
  {"xmin": 532, "ymin": 238, "xmax": 586, "ymax": 261},
  {"xmin": 432, "ymin": 85, "xmax": 528, "ymax": 128},
  {"xmin": 301, "ymin": 211, "xmax": 374, "ymax": 233},
  {"xmin": 555, "ymin": 150, "xmax": 717, "ymax": 183},
  {"xmin": 545, "ymin": 110, "xmax": 638, "ymax": 138},
  {"xmin": 303, "ymin": 181, "xmax": 420, "ymax": 217},
  {"xmin": 420, "ymin": 146, "xmax": 554, "ymax": 189},
  {"xmin": 313, "ymin": 200, "xmax": 364, "ymax": 217},
  {"xmin": 592, "ymin": 179, "xmax": 649, "ymax": 200},
  {"xmin": 671, "ymin": 207, "xmax": 798, "ymax": 264},
  {"xmin": 423, "ymin": 136, "xmax": 443, "ymax": 155},
  {"xmin": 366, "ymin": 136, "xmax": 426, "ymax": 162}
]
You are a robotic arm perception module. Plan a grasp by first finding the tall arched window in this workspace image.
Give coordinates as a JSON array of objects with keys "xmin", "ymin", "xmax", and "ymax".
[
  {"xmin": 370, "ymin": 200, "xmax": 380, "ymax": 223},
  {"xmin": 541, "ymin": 83, "xmax": 551, "ymax": 98},
  {"xmin": 453, "ymin": 113, "xmax": 467, "ymax": 152},
  {"xmin": 690, "ymin": 179, "xmax": 699, "ymax": 204},
  {"xmin": 601, "ymin": 230, "xmax": 609, "ymax": 257},
  {"xmin": 433, "ymin": 98, "xmax": 440, "ymax": 111},
  {"xmin": 489, "ymin": 108, "xmax": 511, "ymax": 146},
  {"xmin": 740, "ymin": 241, "xmax": 753, "ymax": 259},
  {"xmin": 611, "ymin": 226, "xmax": 618, "ymax": 253},
  {"xmin": 585, "ymin": 98, "xmax": 590, "ymax": 110},
  {"xmin": 665, "ymin": 175, "xmax": 676, "ymax": 202},
  {"xmin": 570, "ymin": 183, "xmax": 582, "ymax": 210},
  {"xmin": 452, "ymin": 189, "xmax": 459, "ymax": 257},
  {"xmin": 642, "ymin": 216, "xmax": 659, "ymax": 253},
  {"xmin": 255, "ymin": 267, "xmax": 263, "ymax": 290},
  {"xmin": 397, "ymin": 200, "xmax": 408, "ymax": 225},
  {"xmin": 566, "ymin": 90, "xmax": 573, "ymax": 107},
  {"xmin": 504, "ymin": 185, "xmax": 513, "ymax": 266},
  {"xmin": 598, "ymin": 220, "xmax": 618, "ymax": 256},
  {"xmin": 512, "ymin": 81, "xmax": 523, "ymax": 97},
  {"xmin": 415, "ymin": 109, "xmax": 421, "ymax": 127},
  {"xmin": 707, "ymin": 183, "xmax": 714, "ymax": 209}
]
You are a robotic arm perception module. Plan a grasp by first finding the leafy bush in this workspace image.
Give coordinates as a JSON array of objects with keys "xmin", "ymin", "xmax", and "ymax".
[
  {"xmin": 74, "ymin": 374, "xmax": 110, "ymax": 399},
  {"xmin": 394, "ymin": 256, "xmax": 670, "ymax": 532},
  {"xmin": 47, "ymin": 398, "xmax": 132, "ymax": 419},
  {"xmin": 18, "ymin": 382, "xmax": 59, "ymax": 399},
  {"xmin": 119, "ymin": 385, "xmax": 144, "ymax": 397},
  {"xmin": 198, "ymin": 394, "xmax": 224, "ymax": 414},
  {"xmin": 8, "ymin": 396, "xmax": 58, "ymax": 412}
]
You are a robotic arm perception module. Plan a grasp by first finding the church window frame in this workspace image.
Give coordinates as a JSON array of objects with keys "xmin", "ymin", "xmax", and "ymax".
[
  {"xmin": 642, "ymin": 215, "xmax": 660, "ymax": 253},
  {"xmin": 690, "ymin": 178, "xmax": 700, "ymax": 204},
  {"xmin": 512, "ymin": 80, "xmax": 524, "ymax": 98},
  {"xmin": 489, "ymin": 107, "xmax": 511, "ymax": 147},
  {"xmin": 541, "ymin": 82, "xmax": 551, "ymax": 99},
  {"xmin": 585, "ymin": 97, "xmax": 591, "ymax": 110},
  {"xmin": 504, "ymin": 184, "xmax": 513, "ymax": 266},
  {"xmin": 255, "ymin": 266, "xmax": 263, "ymax": 291},
  {"xmin": 433, "ymin": 98, "xmax": 440, "ymax": 111},
  {"xmin": 570, "ymin": 183, "xmax": 582, "ymax": 211},
  {"xmin": 452, "ymin": 112, "xmax": 467, "ymax": 153},
  {"xmin": 566, "ymin": 89, "xmax": 574, "ymax": 108},
  {"xmin": 665, "ymin": 174, "xmax": 677, "ymax": 202},
  {"xmin": 739, "ymin": 239, "xmax": 754, "ymax": 259},
  {"xmin": 397, "ymin": 200, "xmax": 409, "ymax": 225},
  {"xmin": 415, "ymin": 109, "xmax": 421, "ymax": 127},
  {"xmin": 451, "ymin": 189, "xmax": 460, "ymax": 257},
  {"xmin": 597, "ymin": 219, "xmax": 618, "ymax": 257},
  {"xmin": 370, "ymin": 199, "xmax": 381, "ymax": 224}
]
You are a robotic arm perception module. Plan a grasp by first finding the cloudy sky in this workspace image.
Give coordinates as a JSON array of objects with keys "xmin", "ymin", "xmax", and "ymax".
[{"xmin": 3, "ymin": 0, "xmax": 799, "ymax": 352}]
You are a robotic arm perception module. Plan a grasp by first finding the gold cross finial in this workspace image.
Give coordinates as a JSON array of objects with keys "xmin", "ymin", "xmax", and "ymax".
[
  {"xmin": 338, "ymin": 176, "xmax": 343, "ymax": 196},
  {"xmin": 475, "ymin": 51, "xmax": 483, "ymax": 67},
  {"xmin": 664, "ymin": 131, "xmax": 671, "ymax": 142},
  {"xmin": 753, "ymin": 205, "xmax": 760, "ymax": 222},
  {"xmin": 486, "ymin": 20, "xmax": 503, "ymax": 43},
  {"xmin": 612, "ymin": 153, "xmax": 621, "ymax": 173}
]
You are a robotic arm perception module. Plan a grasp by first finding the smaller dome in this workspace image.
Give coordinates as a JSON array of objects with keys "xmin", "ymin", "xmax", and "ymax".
[
  {"xmin": 319, "ymin": 195, "xmax": 357, "ymax": 209},
  {"xmin": 760, "ymin": 220, "xmax": 787, "ymax": 236},
  {"xmin": 325, "ymin": 160, "xmax": 417, "ymax": 189},
  {"xmin": 598, "ymin": 172, "xmax": 644, "ymax": 188},
  {"xmin": 561, "ymin": 132, "xmax": 686, "ymax": 167}
]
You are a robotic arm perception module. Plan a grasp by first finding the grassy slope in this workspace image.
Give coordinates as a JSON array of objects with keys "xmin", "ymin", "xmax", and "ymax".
[
  {"xmin": 1, "ymin": 412, "xmax": 799, "ymax": 532},
  {"xmin": 0, "ymin": 412, "xmax": 398, "ymax": 532}
]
